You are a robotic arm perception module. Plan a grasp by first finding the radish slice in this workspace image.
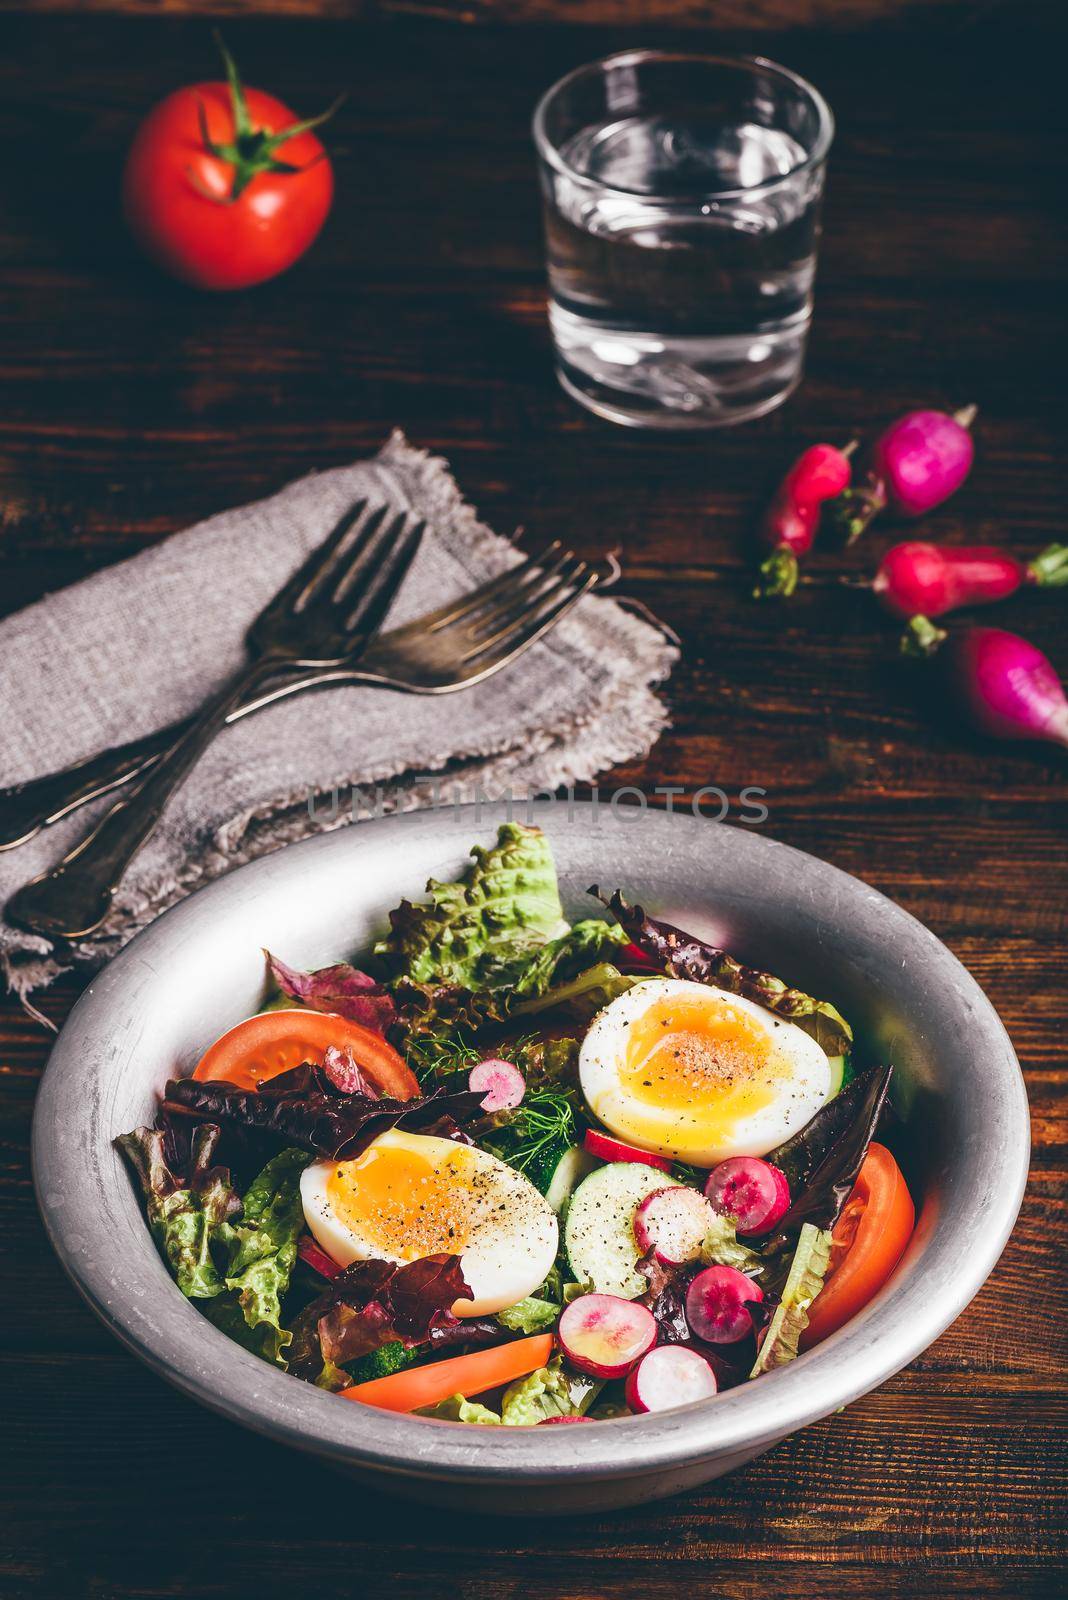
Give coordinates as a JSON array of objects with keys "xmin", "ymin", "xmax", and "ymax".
[
  {"xmin": 468, "ymin": 1057, "xmax": 525, "ymax": 1112},
  {"xmin": 705, "ymin": 1157, "xmax": 790, "ymax": 1236},
  {"xmin": 634, "ymin": 1186, "xmax": 713, "ymax": 1265},
  {"xmin": 538, "ymin": 1414, "xmax": 593, "ymax": 1425},
  {"xmin": 625, "ymin": 1346, "xmax": 718, "ymax": 1414},
  {"xmin": 558, "ymin": 1293, "xmax": 657, "ymax": 1378},
  {"xmin": 685, "ymin": 1265, "xmax": 763, "ymax": 1344},
  {"xmin": 584, "ymin": 1128, "xmax": 672, "ymax": 1173}
]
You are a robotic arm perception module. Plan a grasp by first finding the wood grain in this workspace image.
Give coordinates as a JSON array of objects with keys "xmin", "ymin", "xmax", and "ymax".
[
  {"xmin": 0, "ymin": 10, "xmax": 1065, "ymax": 1600},
  {"xmin": 0, "ymin": 0, "xmax": 1009, "ymax": 29}
]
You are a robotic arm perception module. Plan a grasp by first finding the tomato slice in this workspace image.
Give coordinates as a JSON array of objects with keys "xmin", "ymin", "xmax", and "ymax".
[
  {"xmin": 801, "ymin": 1142, "xmax": 915, "ymax": 1349},
  {"xmin": 192, "ymin": 1010, "xmax": 419, "ymax": 1099}
]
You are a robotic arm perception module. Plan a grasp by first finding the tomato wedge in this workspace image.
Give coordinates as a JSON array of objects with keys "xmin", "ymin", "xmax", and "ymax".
[
  {"xmin": 192, "ymin": 1010, "xmax": 419, "ymax": 1099},
  {"xmin": 801, "ymin": 1142, "xmax": 915, "ymax": 1349},
  {"xmin": 341, "ymin": 1334, "xmax": 554, "ymax": 1414}
]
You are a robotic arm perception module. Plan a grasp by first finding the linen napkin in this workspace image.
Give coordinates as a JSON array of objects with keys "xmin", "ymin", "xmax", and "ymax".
[{"xmin": 0, "ymin": 432, "xmax": 677, "ymax": 1005}]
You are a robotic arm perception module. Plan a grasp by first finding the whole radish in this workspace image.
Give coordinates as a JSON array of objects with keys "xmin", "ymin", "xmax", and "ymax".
[
  {"xmin": 755, "ymin": 441, "xmax": 856, "ymax": 599},
  {"xmin": 832, "ymin": 406, "xmax": 977, "ymax": 543},
  {"xmin": 876, "ymin": 541, "xmax": 1068, "ymax": 622},
  {"xmin": 940, "ymin": 626, "xmax": 1068, "ymax": 747}
]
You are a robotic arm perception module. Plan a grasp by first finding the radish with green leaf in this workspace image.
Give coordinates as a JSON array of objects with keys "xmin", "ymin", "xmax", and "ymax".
[
  {"xmin": 875, "ymin": 541, "xmax": 1068, "ymax": 622},
  {"xmin": 754, "ymin": 441, "xmax": 856, "ymax": 599}
]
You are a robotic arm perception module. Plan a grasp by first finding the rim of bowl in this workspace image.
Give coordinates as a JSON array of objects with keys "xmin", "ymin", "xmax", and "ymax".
[
  {"xmin": 32, "ymin": 803, "xmax": 1029, "ymax": 1487},
  {"xmin": 532, "ymin": 50, "xmax": 835, "ymax": 206}
]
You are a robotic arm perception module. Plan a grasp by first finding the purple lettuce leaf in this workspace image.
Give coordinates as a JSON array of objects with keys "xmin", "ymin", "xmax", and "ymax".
[
  {"xmin": 288, "ymin": 1252, "xmax": 493, "ymax": 1384},
  {"xmin": 163, "ymin": 1063, "xmax": 486, "ymax": 1162},
  {"xmin": 756, "ymin": 1063, "xmax": 894, "ymax": 1268},
  {"xmin": 265, "ymin": 951, "xmax": 395, "ymax": 1035}
]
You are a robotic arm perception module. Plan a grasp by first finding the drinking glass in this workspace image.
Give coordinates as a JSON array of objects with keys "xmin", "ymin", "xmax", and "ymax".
[{"xmin": 533, "ymin": 51, "xmax": 834, "ymax": 429}]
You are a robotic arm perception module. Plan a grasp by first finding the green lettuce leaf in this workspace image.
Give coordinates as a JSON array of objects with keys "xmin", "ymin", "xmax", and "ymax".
[
  {"xmin": 749, "ymin": 1223, "xmax": 833, "ymax": 1377},
  {"xmin": 500, "ymin": 1356, "xmax": 602, "ymax": 1424},
  {"xmin": 115, "ymin": 1124, "xmax": 239, "ymax": 1300},
  {"xmin": 496, "ymin": 1295, "xmax": 560, "ymax": 1335},
  {"xmin": 511, "ymin": 920, "xmax": 628, "ymax": 999},
  {"xmin": 375, "ymin": 823, "xmax": 568, "ymax": 990},
  {"xmin": 210, "ymin": 1148, "xmax": 309, "ymax": 1365},
  {"xmin": 700, "ymin": 1212, "xmax": 763, "ymax": 1274},
  {"xmin": 415, "ymin": 1395, "xmax": 502, "ymax": 1424},
  {"xmin": 510, "ymin": 962, "xmax": 636, "ymax": 1022}
]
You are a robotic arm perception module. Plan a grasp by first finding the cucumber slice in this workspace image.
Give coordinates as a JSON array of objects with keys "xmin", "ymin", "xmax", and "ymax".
[
  {"xmin": 564, "ymin": 1162, "xmax": 682, "ymax": 1299},
  {"xmin": 825, "ymin": 1053, "xmax": 854, "ymax": 1099},
  {"xmin": 826, "ymin": 1054, "xmax": 845, "ymax": 1099},
  {"xmin": 545, "ymin": 1146, "xmax": 598, "ymax": 1213},
  {"xmin": 525, "ymin": 1139, "xmax": 597, "ymax": 1212}
]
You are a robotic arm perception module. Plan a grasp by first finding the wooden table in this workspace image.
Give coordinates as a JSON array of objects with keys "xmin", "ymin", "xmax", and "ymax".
[{"xmin": 1, "ymin": 10, "xmax": 1064, "ymax": 1598}]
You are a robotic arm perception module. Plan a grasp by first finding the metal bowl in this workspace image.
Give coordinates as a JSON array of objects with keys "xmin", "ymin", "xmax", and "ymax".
[{"xmin": 32, "ymin": 803, "xmax": 1029, "ymax": 1514}]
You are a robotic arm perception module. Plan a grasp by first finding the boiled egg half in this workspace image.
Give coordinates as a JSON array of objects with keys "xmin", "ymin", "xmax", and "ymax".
[
  {"xmin": 300, "ymin": 1128, "xmax": 558, "ymax": 1317},
  {"xmin": 579, "ymin": 977, "xmax": 833, "ymax": 1167}
]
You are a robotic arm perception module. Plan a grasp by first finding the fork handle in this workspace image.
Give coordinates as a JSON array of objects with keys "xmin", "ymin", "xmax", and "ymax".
[
  {"xmin": 0, "ymin": 664, "xmax": 372, "ymax": 853},
  {"xmin": 5, "ymin": 659, "xmax": 283, "ymax": 941},
  {"xmin": 0, "ymin": 726, "xmax": 181, "ymax": 851}
]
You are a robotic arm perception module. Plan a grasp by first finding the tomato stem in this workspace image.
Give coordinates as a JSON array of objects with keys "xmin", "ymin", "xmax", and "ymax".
[{"xmin": 198, "ymin": 31, "xmax": 343, "ymax": 202}]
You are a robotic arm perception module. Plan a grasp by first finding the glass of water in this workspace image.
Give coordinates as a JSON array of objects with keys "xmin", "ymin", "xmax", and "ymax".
[{"xmin": 533, "ymin": 51, "xmax": 834, "ymax": 429}]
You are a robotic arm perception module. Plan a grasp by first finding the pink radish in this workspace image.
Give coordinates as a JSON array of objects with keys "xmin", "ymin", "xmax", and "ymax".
[
  {"xmin": 685, "ymin": 1265, "xmax": 764, "ymax": 1344},
  {"xmin": 557, "ymin": 1293, "xmax": 657, "ymax": 1379},
  {"xmin": 624, "ymin": 1345, "xmax": 719, "ymax": 1413},
  {"xmin": 538, "ymin": 1414, "xmax": 593, "ymax": 1425},
  {"xmin": 833, "ymin": 405, "xmax": 976, "ymax": 543},
  {"xmin": 584, "ymin": 1128, "xmax": 672, "ymax": 1173},
  {"xmin": 634, "ymin": 1186, "xmax": 713, "ymax": 1264},
  {"xmin": 705, "ymin": 1157, "xmax": 791, "ymax": 1237},
  {"xmin": 942, "ymin": 626, "xmax": 1068, "ymax": 748},
  {"xmin": 756, "ymin": 441, "xmax": 856, "ymax": 599},
  {"xmin": 874, "ymin": 541, "xmax": 1068, "ymax": 622},
  {"xmin": 468, "ymin": 1058, "xmax": 525, "ymax": 1112}
]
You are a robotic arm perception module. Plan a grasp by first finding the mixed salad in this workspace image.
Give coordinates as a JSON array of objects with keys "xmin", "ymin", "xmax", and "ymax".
[{"xmin": 118, "ymin": 824, "xmax": 915, "ymax": 1425}]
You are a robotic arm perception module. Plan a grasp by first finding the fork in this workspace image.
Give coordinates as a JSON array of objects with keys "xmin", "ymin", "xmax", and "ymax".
[
  {"xmin": 5, "ymin": 499, "xmax": 425, "ymax": 941},
  {"xmin": 0, "ymin": 541, "xmax": 600, "ymax": 853}
]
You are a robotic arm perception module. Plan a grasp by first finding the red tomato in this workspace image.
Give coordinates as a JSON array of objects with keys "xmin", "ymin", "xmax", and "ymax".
[
  {"xmin": 122, "ymin": 43, "xmax": 335, "ymax": 290},
  {"xmin": 192, "ymin": 1010, "xmax": 419, "ymax": 1100},
  {"xmin": 801, "ymin": 1142, "xmax": 915, "ymax": 1348}
]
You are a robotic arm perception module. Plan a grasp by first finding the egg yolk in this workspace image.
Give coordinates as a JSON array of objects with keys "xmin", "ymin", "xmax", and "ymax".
[
  {"xmin": 326, "ymin": 1139, "xmax": 484, "ymax": 1261},
  {"xmin": 612, "ymin": 993, "xmax": 784, "ymax": 1153}
]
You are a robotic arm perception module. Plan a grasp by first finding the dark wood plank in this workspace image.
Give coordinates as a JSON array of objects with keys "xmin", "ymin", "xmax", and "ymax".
[
  {"xmin": 0, "ymin": 10, "xmax": 1064, "ymax": 1600},
  {"xmin": 0, "ymin": 0, "xmax": 1009, "ymax": 29}
]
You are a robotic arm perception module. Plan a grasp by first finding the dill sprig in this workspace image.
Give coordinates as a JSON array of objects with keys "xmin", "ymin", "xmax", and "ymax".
[
  {"xmin": 404, "ymin": 1029, "xmax": 536, "ymax": 1090},
  {"xmin": 405, "ymin": 1031, "xmax": 482, "ymax": 1089},
  {"xmin": 482, "ymin": 1087, "xmax": 580, "ymax": 1176}
]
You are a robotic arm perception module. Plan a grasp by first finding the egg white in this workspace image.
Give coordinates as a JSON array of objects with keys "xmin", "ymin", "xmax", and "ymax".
[
  {"xmin": 579, "ymin": 977, "xmax": 832, "ymax": 1167},
  {"xmin": 300, "ymin": 1128, "xmax": 558, "ymax": 1317}
]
